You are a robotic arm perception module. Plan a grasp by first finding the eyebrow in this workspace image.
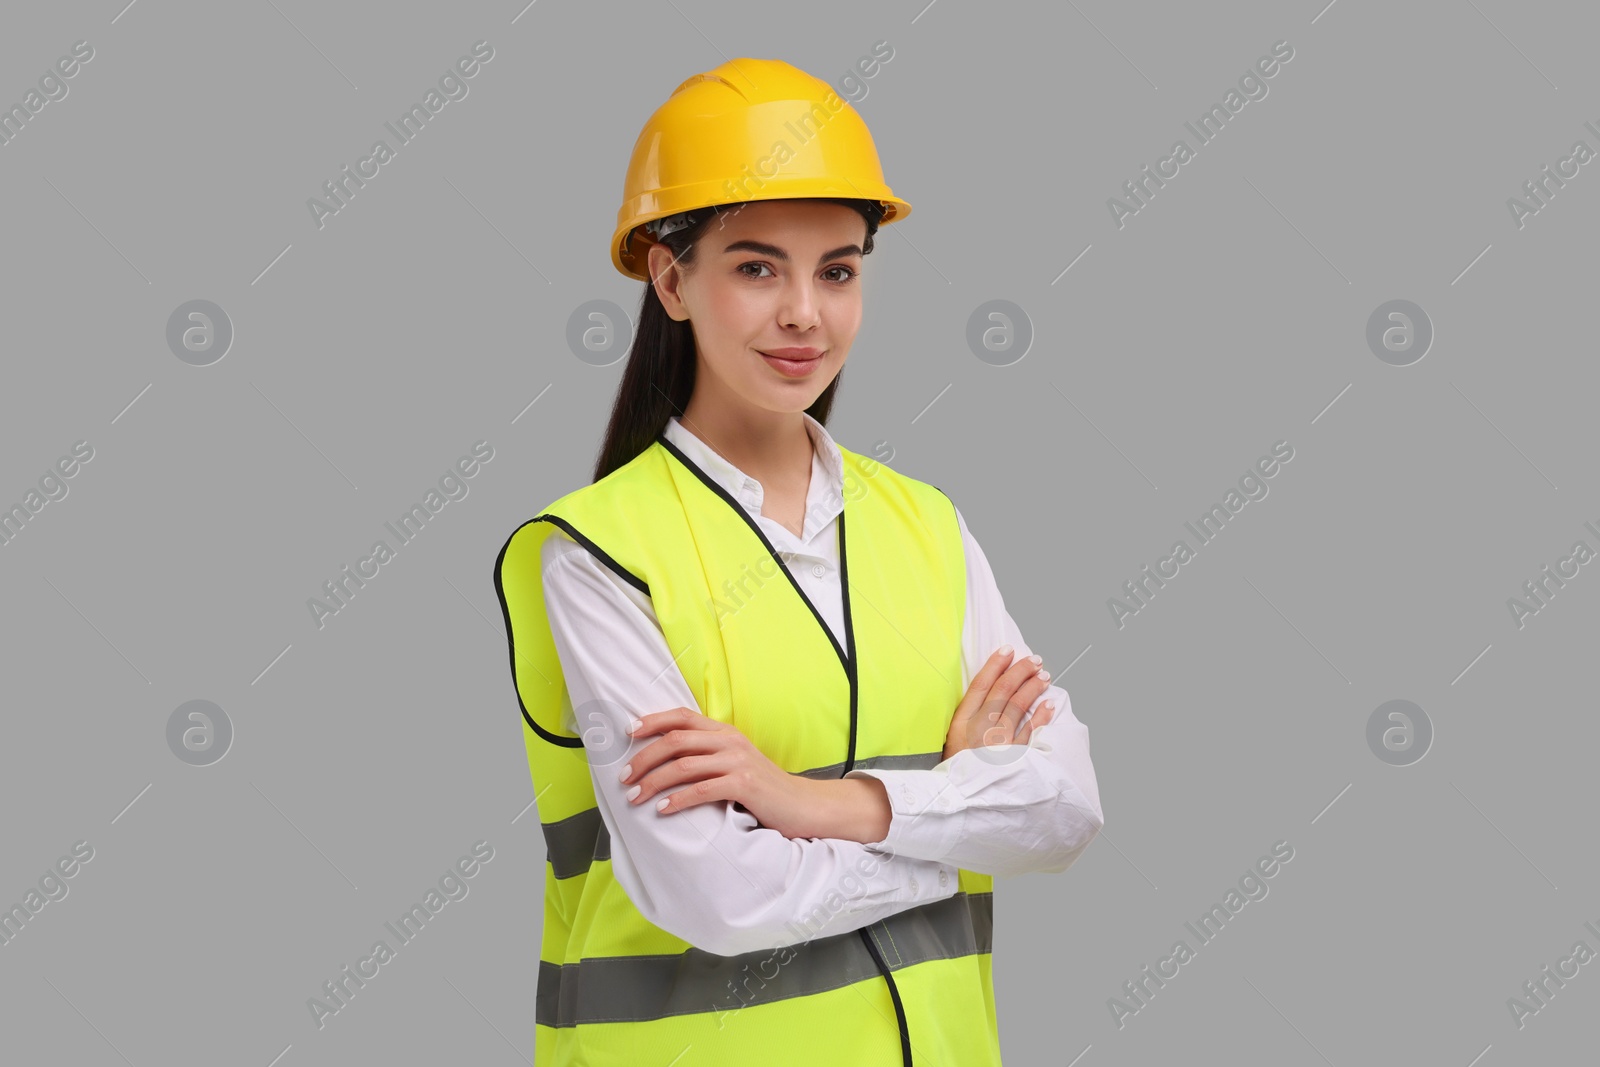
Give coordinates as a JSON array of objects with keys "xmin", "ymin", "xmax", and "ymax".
[{"xmin": 721, "ymin": 239, "xmax": 863, "ymax": 263}]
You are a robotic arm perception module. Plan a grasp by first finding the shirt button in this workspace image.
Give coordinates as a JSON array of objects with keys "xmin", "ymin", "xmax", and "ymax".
[
  {"xmin": 939, "ymin": 871, "xmax": 948, "ymax": 887},
  {"xmin": 811, "ymin": 563, "xmax": 825, "ymax": 577},
  {"xmin": 909, "ymin": 878, "xmax": 919, "ymax": 893}
]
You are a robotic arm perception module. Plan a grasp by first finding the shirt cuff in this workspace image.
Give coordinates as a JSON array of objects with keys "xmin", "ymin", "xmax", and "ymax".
[{"xmin": 844, "ymin": 768, "xmax": 969, "ymax": 866}]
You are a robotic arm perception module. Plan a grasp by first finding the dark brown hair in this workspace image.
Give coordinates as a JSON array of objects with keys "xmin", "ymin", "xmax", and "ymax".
[{"xmin": 591, "ymin": 197, "xmax": 886, "ymax": 482}]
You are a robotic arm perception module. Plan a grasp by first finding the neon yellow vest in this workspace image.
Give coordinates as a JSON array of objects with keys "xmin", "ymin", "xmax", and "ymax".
[{"xmin": 493, "ymin": 431, "xmax": 1001, "ymax": 1066}]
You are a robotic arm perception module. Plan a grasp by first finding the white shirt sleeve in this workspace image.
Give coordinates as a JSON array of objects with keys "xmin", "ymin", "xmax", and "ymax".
[
  {"xmin": 537, "ymin": 531, "xmax": 962, "ymax": 958},
  {"xmin": 842, "ymin": 505, "xmax": 1105, "ymax": 879}
]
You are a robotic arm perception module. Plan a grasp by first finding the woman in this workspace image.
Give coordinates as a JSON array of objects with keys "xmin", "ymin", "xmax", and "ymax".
[{"xmin": 494, "ymin": 58, "xmax": 1104, "ymax": 1066}]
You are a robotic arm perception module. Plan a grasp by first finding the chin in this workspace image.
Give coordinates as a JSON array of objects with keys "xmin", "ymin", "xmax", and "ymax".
[{"xmin": 752, "ymin": 385, "xmax": 828, "ymax": 413}]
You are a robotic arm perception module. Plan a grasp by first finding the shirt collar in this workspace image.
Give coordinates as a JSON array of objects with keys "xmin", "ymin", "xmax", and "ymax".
[{"xmin": 662, "ymin": 412, "xmax": 846, "ymax": 530}]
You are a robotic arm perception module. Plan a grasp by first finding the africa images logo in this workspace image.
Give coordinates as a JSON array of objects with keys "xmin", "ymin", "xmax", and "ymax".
[
  {"xmin": 306, "ymin": 41, "xmax": 495, "ymax": 230},
  {"xmin": 1107, "ymin": 441, "xmax": 1294, "ymax": 629},
  {"xmin": 306, "ymin": 841, "xmax": 494, "ymax": 1029},
  {"xmin": 1107, "ymin": 39, "xmax": 1296, "ymax": 229}
]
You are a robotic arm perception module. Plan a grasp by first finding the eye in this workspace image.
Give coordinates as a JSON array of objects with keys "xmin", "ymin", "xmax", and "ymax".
[
  {"xmin": 737, "ymin": 262, "xmax": 775, "ymax": 279},
  {"xmin": 823, "ymin": 265, "xmax": 858, "ymax": 284}
]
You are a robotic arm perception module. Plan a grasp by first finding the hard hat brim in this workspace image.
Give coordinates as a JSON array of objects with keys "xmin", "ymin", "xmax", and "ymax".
[{"xmin": 613, "ymin": 185, "xmax": 911, "ymax": 282}]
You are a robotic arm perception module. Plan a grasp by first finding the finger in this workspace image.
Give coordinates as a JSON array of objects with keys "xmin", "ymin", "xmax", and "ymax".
[
  {"xmin": 626, "ymin": 706, "xmax": 716, "ymax": 739},
  {"xmin": 1014, "ymin": 700, "xmax": 1056, "ymax": 745},
  {"xmin": 978, "ymin": 675, "xmax": 1049, "ymax": 750},
  {"xmin": 1008, "ymin": 668, "xmax": 1052, "ymax": 727},
  {"xmin": 1031, "ymin": 700, "xmax": 1057, "ymax": 730},
  {"xmin": 620, "ymin": 727, "xmax": 726, "ymax": 787},
  {"xmin": 953, "ymin": 646, "xmax": 1019, "ymax": 724},
  {"xmin": 626, "ymin": 750, "xmax": 734, "ymax": 806},
  {"xmin": 653, "ymin": 772, "xmax": 740, "ymax": 815},
  {"xmin": 1009, "ymin": 672, "xmax": 1054, "ymax": 739},
  {"xmin": 978, "ymin": 657, "xmax": 1048, "ymax": 740},
  {"xmin": 1014, "ymin": 702, "xmax": 1051, "ymax": 744}
]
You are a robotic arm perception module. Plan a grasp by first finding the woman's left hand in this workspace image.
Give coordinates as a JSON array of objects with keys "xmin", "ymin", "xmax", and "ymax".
[{"xmin": 618, "ymin": 707, "xmax": 816, "ymax": 837}]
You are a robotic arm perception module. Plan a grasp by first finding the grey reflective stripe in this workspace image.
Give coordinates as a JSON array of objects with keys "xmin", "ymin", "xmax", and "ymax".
[
  {"xmin": 794, "ymin": 751, "xmax": 943, "ymax": 780},
  {"xmin": 542, "ymin": 807, "xmax": 603, "ymax": 880},
  {"xmin": 543, "ymin": 752, "xmax": 943, "ymax": 879},
  {"xmin": 536, "ymin": 890, "xmax": 992, "ymax": 1029}
]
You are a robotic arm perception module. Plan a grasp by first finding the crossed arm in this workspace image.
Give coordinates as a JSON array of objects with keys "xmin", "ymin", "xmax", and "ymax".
[{"xmin": 532, "ymin": 505, "xmax": 1103, "ymax": 956}]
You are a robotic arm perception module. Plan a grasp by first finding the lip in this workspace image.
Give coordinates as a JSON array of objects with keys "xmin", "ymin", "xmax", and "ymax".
[{"xmin": 758, "ymin": 348, "xmax": 824, "ymax": 378}]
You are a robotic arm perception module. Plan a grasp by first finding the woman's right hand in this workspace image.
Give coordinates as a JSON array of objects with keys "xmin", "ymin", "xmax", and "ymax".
[{"xmin": 943, "ymin": 646, "xmax": 1056, "ymax": 762}]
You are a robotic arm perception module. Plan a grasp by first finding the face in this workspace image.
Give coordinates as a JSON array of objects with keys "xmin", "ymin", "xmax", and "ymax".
[{"xmin": 648, "ymin": 199, "xmax": 867, "ymax": 419}]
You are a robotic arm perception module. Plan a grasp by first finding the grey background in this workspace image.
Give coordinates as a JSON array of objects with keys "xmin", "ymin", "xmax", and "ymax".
[{"xmin": 2, "ymin": 1, "xmax": 1595, "ymax": 1064}]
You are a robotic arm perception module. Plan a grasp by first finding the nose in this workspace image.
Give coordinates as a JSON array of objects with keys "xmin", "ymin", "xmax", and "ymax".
[{"xmin": 778, "ymin": 276, "xmax": 821, "ymax": 332}]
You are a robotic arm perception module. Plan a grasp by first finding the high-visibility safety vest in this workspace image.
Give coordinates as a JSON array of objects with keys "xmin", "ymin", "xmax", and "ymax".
[{"xmin": 493, "ymin": 430, "xmax": 1002, "ymax": 1066}]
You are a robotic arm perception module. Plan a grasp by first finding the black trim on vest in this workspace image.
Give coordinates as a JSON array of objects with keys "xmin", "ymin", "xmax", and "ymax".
[
  {"xmin": 493, "ymin": 513, "xmax": 651, "ymax": 748},
  {"xmin": 835, "ymin": 506, "xmax": 861, "ymax": 775},
  {"xmin": 860, "ymin": 925, "xmax": 915, "ymax": 1064},
  {"xmin": 655, "ymin": 434, "xmax": 865, "ymax": 771},
  {"xmin": 656, "ymin": 432, "xmax": 853, "ymax": 674},
  {"xmin": 657, "ymin": 431, "xmax": 912, "ymax": 1067},
  {"xmin": 928, "ymin": 483, "xmax": 961, "ymax": 531},
  {"xmin": 533, "ymin": 513, "xmax": 651, "ymax": 597}
]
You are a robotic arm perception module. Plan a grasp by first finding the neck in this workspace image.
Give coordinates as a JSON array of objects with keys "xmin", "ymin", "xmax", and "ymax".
[{"xmin": 676, "ymin": 397, "xmax": 813, "ymax": 489}]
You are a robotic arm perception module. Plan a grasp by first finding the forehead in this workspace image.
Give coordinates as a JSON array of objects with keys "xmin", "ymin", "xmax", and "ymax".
[{"xmin": 711, "ymin": 199, "xmax": 865, "ymax": 246}]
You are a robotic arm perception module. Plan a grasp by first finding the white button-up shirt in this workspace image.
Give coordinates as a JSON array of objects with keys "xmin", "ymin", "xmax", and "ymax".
[{"xmin": 538, "ymin": 412, "xmax": 1104, "ymax": 956}]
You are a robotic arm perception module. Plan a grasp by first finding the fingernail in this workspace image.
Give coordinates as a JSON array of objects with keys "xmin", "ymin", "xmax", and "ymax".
[
  {"xmin": 1037, "ymin": 669, "xmax": 1050, "ymax": 682},
  {"xmin": 1029, "ymin": 654, "xmax": 1042, "ymax": 666},
  {"xmin": 997, "ymin": 644, "xmax": 1013, "ymax": 656},
  {"xmin": 1043, "ymin": 700, "xmax": 1056, "ymax": 711},
  {"xmin": 626, "ymin": 784, "xmax": 641, "ymax": 801},
  {"xmin": 656, "ymin": 797, "xmax": 671, "ymax": 812},
  {"xmin": 627, "ymin": 719, "xmax": 642, "ymax": 734},
  {"xmin": 619, "ymin": 764, "xmax": 632, "ymax": 782}
]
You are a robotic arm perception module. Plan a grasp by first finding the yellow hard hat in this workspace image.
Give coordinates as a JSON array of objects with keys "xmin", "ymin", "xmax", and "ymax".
[{"xmin": 610, "ymin": 57, "xmax": 912, "ymax": 281}]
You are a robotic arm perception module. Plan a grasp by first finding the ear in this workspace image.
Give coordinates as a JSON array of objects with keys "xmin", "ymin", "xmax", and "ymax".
[{"xmin": 647, "ymin": 242, "xmax": 691, "ymax": 322}]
